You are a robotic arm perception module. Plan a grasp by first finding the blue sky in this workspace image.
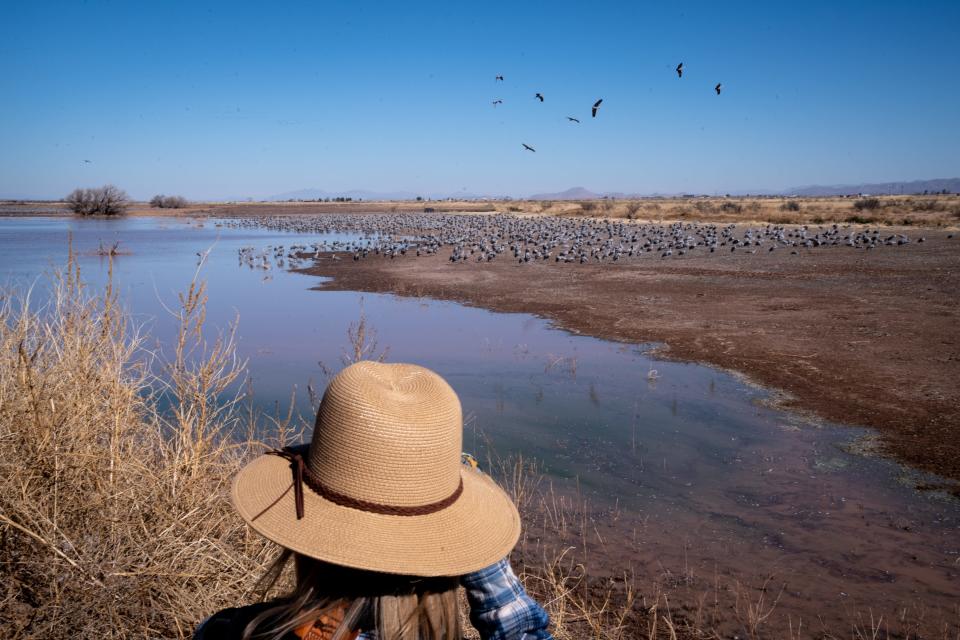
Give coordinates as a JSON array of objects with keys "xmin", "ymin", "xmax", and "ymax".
[{"xmin": 1, "ymin": 0, "xmax": 958, "ymax": 199}]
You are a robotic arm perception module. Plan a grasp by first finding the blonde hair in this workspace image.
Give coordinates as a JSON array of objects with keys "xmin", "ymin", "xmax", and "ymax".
[{"xmin": 244, "ymin": 550, "xmax": 461, "ymax": 640}]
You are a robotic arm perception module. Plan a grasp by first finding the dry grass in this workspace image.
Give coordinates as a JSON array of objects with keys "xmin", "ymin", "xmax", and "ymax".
[
  {"xmin": 0, "ymin": 253, "xmax": 287, "ymax": 637},
  {"xmin": 495, "ymin": 195, "xmax": 960, "ymax": 227}
]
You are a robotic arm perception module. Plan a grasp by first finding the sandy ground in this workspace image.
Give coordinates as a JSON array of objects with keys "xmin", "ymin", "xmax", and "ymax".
[{"xmin": 301, "ymin": 233, "xmax": 960, "ymax": 492}]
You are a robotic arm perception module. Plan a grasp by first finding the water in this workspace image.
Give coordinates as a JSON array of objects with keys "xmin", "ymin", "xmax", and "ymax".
[{"xmin": 2, "ymin": 215, "xmax": 958, "ymax": 634}]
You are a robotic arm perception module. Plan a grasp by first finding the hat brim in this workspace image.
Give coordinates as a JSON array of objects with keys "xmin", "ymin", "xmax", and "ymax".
[{"xmin": 232, "ymin": 452, "xmax": 521, "ymax": 576}]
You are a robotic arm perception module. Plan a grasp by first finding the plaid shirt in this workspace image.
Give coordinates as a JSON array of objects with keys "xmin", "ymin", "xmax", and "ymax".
[{"xmin": 457, "ymin": 558, "xmax": 553, "ymax": 640}]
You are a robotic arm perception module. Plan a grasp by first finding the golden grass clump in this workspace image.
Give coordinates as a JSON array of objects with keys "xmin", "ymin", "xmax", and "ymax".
[{"xmin": 0, "ymin": 255, "xmax": 277, "ymax": 638}]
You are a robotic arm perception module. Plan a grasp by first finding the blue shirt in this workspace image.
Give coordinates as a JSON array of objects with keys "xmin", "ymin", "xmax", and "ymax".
[{"xmin": 458, "ymin": 558, "xmax": 553, "ymax": 640}]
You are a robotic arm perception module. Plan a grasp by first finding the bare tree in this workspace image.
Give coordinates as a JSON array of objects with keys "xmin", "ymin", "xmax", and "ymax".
[
  {"xmin": 65, "ymin": 185, "xmax": 130, "ymax": 216},
  {"xmin": 150, "ymin": 194, "xmax": 189, "ymax": 209}
]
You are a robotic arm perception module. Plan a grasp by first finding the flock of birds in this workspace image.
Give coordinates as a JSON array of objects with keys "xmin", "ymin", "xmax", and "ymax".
[
  {"xmin": 223, "ymin": 214, "xmax": 927, "ymax": 271},
  {"xmin": 496, "ymin": 64, "xmax": 721, "ymax": 153}
]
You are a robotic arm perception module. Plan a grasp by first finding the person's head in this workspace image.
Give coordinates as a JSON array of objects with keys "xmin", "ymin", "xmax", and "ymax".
[
  {"xmin": 245, "ymin": 551, "xmax": 461, "ymax": 640},
  {"xmin": 231, "ymin": 362, "xmax": 521, "ymax": 639}
]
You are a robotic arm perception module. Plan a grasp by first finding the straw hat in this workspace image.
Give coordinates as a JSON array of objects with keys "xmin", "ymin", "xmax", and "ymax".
[{"xmin": 232, "ymin": 361, "xmax": 521, "ymax": 576}]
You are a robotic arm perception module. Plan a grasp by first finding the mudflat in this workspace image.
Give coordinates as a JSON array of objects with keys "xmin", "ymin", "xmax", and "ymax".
[{"xmin": 302, "ymin": 232, "xmax": 960, "ymax": 490}]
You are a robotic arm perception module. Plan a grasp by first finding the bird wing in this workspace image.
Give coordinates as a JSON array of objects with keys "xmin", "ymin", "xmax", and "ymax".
[{"xmin": 594, "ymin": 99, "xmax": 603, "ymax": 108}]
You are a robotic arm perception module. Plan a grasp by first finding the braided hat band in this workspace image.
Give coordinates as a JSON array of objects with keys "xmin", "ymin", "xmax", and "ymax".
[{"xmin": 267, "ymin": 446, "xmax": 464, "ymax": 519}]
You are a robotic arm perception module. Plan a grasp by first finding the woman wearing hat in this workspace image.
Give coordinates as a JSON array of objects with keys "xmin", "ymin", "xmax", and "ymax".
[{"xmin": 196, "ymin": 362, "xmax": 553, "ymax": 640}]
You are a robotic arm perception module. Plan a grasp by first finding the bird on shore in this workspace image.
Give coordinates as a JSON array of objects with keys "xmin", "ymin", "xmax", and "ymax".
[
  {"xmin": 495, "ymin": 74, "xmax": 504, "ymax": 82},
  {"xmin": 592, "ymin": 99, "xmax": 603, "ymax": 117},
  {"xmin": 522, "ymin": 143, "xmax": 536, "ymax": 152},
  {"xmin": 566, "ymin": 116, "xmax": 580, "ymax": 123},
  {"xmin": 492, "ymin": 99, "xmax": 503, "ymax": 107},
  {"xmin": 535, "ymin": 93, "xmax": 544, "ymax": 102},
  {"xmin": 715, "ymin": 83, "xmax": 722, "ymax": 95},
  {"xmin": 676, "ymin": 62, "xmax": 683, "ymax": 78}
]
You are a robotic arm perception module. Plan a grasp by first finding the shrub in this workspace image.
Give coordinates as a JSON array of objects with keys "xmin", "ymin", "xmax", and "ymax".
[
  {"xmin": 65, "ymin": 185, "xmax": 130, "ymax": 216},
  {"xmin": 846, "ymin": 214, "xmax": 875, "ymax": 224},
  {"xmin": 150, "ymin": 194, "xmax": 189, "ymax": 209},
  {"xmin": 910, "ymin": 199, "xmax": 944, "ymax": 212},
  {"xmin": 780, "ymin": 200, "xmax": 801, "ymax": 212},
  {"xmin": 625, "ymin": 202, "xmax": 641, "ymax": 219},
  {"xmin": 579, "ymin": 201, "xmax": 598, "ymax": 213},
  {"xmin": 693, "ymin": 201, "xmax": 715, "ymax": 213},
  {"xmin": 853, "ymin": 198, "xmax": 881, "ymax": 211},
  {"xmin": 720, "ymin": 201, "xmax": 743, "ymax": 213}
]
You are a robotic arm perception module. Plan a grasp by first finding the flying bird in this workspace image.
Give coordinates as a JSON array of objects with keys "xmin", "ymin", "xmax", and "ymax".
[
  {"xmin": 591, "ymin": 99, "xmax": 603, "ymax": 118},
  {"xmin": 566, "ymin": 116, "xmax": 580, "ymax": 123},
  {"xmin": 492, "ymin": 99, "xmax": 503, "ymax": 107},
  {"xmin": 535, "ymin": 93, "xmax": 544, "ymax": 102},
  {"xmin": 676, "ymin": 62, "xmax": 683, "ymax": 78},
  {"xmin": 715, "ymin": 83, "xmax": 722, "ymax": 95},
  {"xmin": 495, "ymin": 75, "xmax": 504, "ymax": 82},
  {"xmin": 522, "ymin": 143, "xmax": 536, "ymax": 152},
  {"xmin": 83, "ymin": 159, "xmax": 92, "ymax": 163}
]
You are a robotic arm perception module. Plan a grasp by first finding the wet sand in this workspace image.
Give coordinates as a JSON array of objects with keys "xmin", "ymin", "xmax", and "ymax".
[{"xmin": 301, "ymin": 233, "xmax": 960, "ymax": 492}]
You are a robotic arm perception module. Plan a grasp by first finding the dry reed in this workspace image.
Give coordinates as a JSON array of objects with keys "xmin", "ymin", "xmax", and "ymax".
[{"xmin": 0, "ymin": 253, "xmax": 280, "ymax": 638}]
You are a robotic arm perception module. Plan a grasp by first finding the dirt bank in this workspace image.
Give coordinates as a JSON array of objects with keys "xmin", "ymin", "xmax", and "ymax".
[{"xmin": 301, "ymin": 234, "xmax": 960, "ymax": 490}]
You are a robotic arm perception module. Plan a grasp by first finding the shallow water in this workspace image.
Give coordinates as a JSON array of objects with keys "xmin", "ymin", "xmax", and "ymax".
[{"xmin": 2, "ymin": 215, "xmax": 957, "ymax": 634}]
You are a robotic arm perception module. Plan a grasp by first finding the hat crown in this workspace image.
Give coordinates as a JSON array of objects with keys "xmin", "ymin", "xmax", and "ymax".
[{"xmin": 308, "ymin": 362, "xmax": 462, "ymax": 508}]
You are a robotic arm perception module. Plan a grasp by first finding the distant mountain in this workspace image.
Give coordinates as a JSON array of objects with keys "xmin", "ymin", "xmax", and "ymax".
[
  {"xmin": 266, "ymin": 188, "xmax": 420, "ymax": 201},
  {"xmin": 261, "ymin": 178, "xmax": 959, "ymax": 203},
  {"xmin": 786, "ymin": 178, "xmax": 960, "ymax": 197},
  {"xmin": 265, "ymin": 188, "xmax": 509, "ymax": 201},
  {"xmin": 528, "ymin": 187, "xmax": 603, "ymax": 200},
  {"xmin": 528, "ymin": 178, "xmax": 959, "ymax": 200}
]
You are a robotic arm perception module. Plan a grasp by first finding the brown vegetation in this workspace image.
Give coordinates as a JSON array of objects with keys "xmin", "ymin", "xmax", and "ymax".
[
  {"xmin": 150, "ymin": 194, "xmax": 190, "ymax": 209},
  {"xmin": 9, "ymin": 194, "xmax": 960, "ymax": 227},
  {"xmin": 0, "ymin": 256, "xmax": 277, "ymax": 637},
  {"xmin": 64, "ymin": 185, "xmax": 130, "ymax": 216}
]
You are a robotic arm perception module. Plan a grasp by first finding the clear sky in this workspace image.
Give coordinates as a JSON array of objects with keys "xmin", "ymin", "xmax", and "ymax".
[{"xmin": 2, "ymin": 0, "xmax": 958, "ymax": 200}]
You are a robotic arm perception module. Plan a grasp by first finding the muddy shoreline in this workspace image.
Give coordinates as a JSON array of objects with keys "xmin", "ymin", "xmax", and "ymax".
[{"xmin": 300, "ymin": 235, "xmax": 960, "ymax": 491}]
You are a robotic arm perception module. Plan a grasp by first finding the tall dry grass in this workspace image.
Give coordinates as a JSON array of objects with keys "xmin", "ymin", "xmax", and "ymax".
[{"xmin": 0, "ymin": 255, "xmax": 281, "ymax": 638}]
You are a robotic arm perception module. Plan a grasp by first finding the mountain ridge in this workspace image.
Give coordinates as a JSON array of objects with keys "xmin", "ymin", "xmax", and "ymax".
[{"xmin": 255, "ymin": 178, "xmax": 959, "ymax": 202}]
